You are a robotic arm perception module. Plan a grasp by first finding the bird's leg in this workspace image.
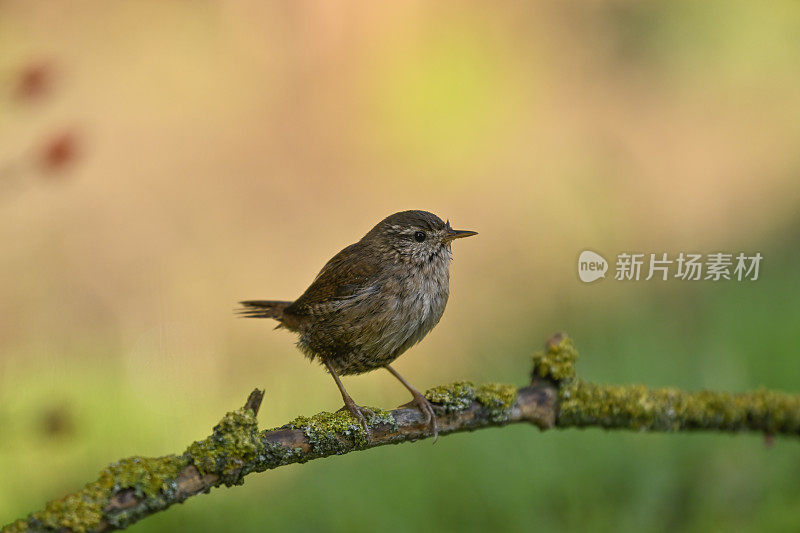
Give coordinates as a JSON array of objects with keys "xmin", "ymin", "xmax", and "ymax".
[
  {"xmin": 384, "ymin": 364, "xmax": 439, "ymax": 443},
  {"xmin": 324, "ymin": 361, "xmax": 374, "ymax": 435}
]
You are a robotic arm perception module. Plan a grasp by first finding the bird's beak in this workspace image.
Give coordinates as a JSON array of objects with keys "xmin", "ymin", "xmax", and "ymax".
[{"xmin": 443, "ymin": 229, "xmax": 478, "ymax": 242}]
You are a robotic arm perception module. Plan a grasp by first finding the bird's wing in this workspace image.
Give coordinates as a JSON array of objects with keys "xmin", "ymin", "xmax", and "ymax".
[{"xmin": 286, "ymin": 242, "xmax": 381, "ymax": 316}]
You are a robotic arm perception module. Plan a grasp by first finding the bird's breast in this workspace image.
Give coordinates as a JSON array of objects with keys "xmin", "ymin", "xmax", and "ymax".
[
  {"xmin": 297, "ymin": 254, "xmax": 454, "ymax": 374},
  {"xmin": 376, "ymin": 258, "xmax": 450, "ymax": 354}
]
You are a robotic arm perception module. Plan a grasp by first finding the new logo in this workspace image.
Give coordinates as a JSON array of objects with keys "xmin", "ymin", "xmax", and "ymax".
[{"xmin": 578, "ymin": 250, "xmax": 608, "ymax": 283}]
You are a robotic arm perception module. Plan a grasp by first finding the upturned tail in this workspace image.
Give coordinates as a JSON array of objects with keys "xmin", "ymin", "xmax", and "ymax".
[{"xmin": 238, "ymin": 300, "xmax": 292, "ymax": 320}]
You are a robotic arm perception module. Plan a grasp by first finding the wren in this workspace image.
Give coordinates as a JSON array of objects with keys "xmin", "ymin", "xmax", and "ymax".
[{"xmin": 238, "ymin": 210, "xmax": 477, "ymax": 440}]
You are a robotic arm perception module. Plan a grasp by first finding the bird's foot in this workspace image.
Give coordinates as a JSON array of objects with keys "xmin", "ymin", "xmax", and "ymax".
[
  {"xmin": 407, "ymin": 391, "xmax": 439, "ymax": 443},
  {"xmin": 337, "ymin": 401, "xmax": 374, "ymax": 437}
]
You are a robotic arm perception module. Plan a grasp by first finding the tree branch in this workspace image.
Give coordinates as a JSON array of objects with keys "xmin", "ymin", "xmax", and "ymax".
[{"xmin": 4, "ymin": 334, "xmax": 799, "ymax": 532}]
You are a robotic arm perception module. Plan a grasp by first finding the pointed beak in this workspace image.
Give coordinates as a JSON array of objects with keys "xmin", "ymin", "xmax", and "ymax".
[{"xmin": 443, "ymin": 229, "xmax": 478, "ymax": 242}]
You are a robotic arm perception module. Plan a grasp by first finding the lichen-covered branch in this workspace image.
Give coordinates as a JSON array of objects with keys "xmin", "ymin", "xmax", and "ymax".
[
  {"xmin": 5, "ymin": 335, "xmax": 799, "ymax": 533},
  {"xmin": 536, "ymin": 334, "xmax": 800, "ymax": 436}
]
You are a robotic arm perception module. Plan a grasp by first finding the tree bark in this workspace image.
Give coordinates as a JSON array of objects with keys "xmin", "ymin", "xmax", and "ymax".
[{"xmin": 4, "ymin": 334, "xmax": 799, "ymax": 533}]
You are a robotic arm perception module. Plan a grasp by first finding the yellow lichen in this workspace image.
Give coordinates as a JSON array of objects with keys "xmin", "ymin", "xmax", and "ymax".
[
  {"xmin": 286, "ymin": 408, "xmax": 395, "ymax": 454},
  {"xmin": 3, "ymin": 520, "xmax": 29, "ymax": 532},
  {"xmin": 475, "ymin": 383, "xmax": 518, "ymax": 422},
  {"xmin": 425, "ymin": 381, "xmax": 517, "ymax": 422},
  {"xmin": 20, "ymin": 455, "xmax": 186, "ymax": 532},
  {"xmin": 531, "ymin": 335, "xmax": 578, "ymax": 383},
  {"xmin": 425, "ymin": 381, "xmax": 477, "ymax": 411},
  {"xmin": 185, "ymin": 408, "xmax": 264, "ymax": 486},
  {"xmin": 559, "ymin": 380, "xmax": 800, "ymax": 434}
]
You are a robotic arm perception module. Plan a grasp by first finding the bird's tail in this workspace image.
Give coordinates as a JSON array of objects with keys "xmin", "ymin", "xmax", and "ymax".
[{"xmin": 237, "ymin": 300, "xmax": 292, "ymax": 320}]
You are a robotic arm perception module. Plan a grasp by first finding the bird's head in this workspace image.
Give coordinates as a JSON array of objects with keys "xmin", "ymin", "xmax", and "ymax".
[{"xmin": 365, "ymin": 210, "xmax": 477, "ymax": 265}]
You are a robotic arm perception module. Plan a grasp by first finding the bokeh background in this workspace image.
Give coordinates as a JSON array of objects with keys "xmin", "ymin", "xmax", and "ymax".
[{"xmin": 2, "ymin": 1, "xmax": 800, "ymax": 531}]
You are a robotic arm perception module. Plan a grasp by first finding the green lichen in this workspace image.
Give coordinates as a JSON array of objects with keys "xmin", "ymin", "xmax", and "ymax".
[
  {"xmin": 475, "ymin": 383, "xmax": 518, "ymax": 422},
  {"xmin": 262, "ymin": 440, "xmax": 306, "ymax": 467},
  {"xmin": 105, "ymin": 456, "xmax": 186, "ymax": 499},
  {"xmin": 425, "ymin": 381, "xmax": 477, "ymax": 412},
  {"xmin": 286, "ymin": 408, "xmax": 396, "ymax": 455},
  {"xmin": 4, "ymin": 520, "xmax": 29, "ymax": 532},
  {"xmin": 531, "ymin": 335, "xmax": 578, "ymax": 383},
  {"xmin": 21, "ymin": 455, "xmax": 185, "ymax": 532},
  {"xmin": 425, "ymin": 381, "xmax": 517, "ymax": 422},
  {"xmin": 16, "ymin": 403, "xmax": 308, "ymax": 532},
  {"xmin": 559, "ymin": 380, "xmax": 800, "ymax": 434},
  {"xmin": 26, "ymin": 478, "xmax": 107, "ymax": 532},
  {"xmin": 184, "ymin": 408, "xmax": 265, "ymax": 487}
]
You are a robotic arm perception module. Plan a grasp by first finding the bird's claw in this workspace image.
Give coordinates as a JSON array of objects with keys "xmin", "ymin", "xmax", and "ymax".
[
  {"xmin": 338, "ymin": 402, "xmax": 374, "ymax": 437},
  {"xmin": 412, "ymin": 392, "xmax": 439, "ymax": 443}
]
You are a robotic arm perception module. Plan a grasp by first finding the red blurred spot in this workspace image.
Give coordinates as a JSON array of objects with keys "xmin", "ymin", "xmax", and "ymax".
[
  {"xmin": 764, "ymin": 433, "xmax": 775, "ymax": 449},
  {"xmin": 39, "ymin": 129, "xmax": 79, "ymax": 174},
  {"xmin": 14, "ymin": 60, "xmax": 55, "ymax": 102}
]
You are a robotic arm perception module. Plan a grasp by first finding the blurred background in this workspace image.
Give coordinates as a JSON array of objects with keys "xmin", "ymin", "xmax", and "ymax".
[{"xmin": 2, "ymin": 1, "xmax": 799, "ymax": 531}]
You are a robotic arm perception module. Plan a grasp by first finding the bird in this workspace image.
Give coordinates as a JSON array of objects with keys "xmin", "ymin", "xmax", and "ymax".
[{"xmin": 238, "ymin": 210, "xmax": 477, "ymax": 440}]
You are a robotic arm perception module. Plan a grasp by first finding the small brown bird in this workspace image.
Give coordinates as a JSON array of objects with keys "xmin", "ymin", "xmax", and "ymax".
[{"xmin": 239, "ymin": 210, "xmax": 476, "ymax": 440}]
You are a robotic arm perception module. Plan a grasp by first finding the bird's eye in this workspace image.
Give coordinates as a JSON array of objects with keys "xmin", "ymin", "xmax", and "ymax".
[{"xmin": 413, "ymin": 231, "xmax": 426, "ymax": 242}]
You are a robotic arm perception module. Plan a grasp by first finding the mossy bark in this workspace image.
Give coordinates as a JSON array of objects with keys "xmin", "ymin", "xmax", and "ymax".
[{"xmin": 4, "ymin": 335, "xmax": 798, "ymax": 532}]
